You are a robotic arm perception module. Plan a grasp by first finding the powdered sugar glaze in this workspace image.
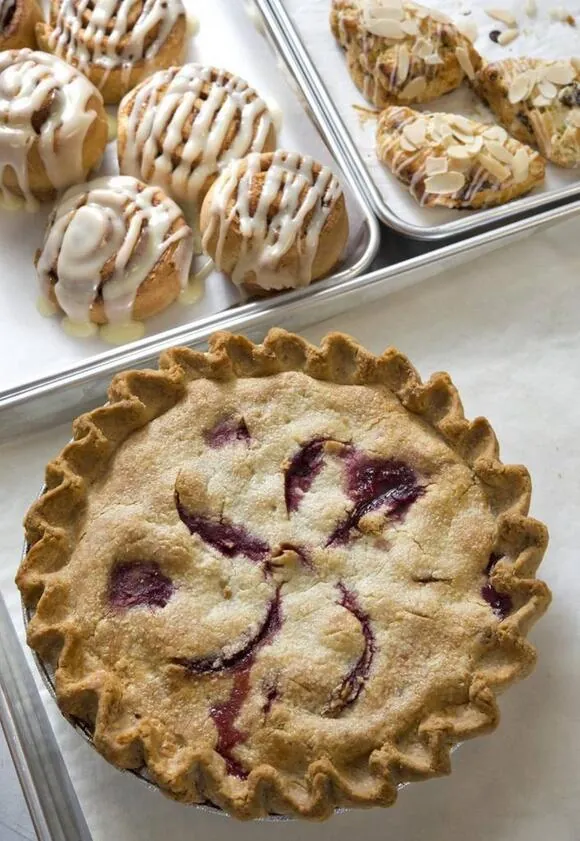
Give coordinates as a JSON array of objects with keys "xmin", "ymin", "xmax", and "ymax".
[
  {"xmin": 36, "ymin": 175, "xmax": 193, "ymax": 324},
  {"xmin": 203, "ymin": 150, "xmax": 343, "ymax": 290}
]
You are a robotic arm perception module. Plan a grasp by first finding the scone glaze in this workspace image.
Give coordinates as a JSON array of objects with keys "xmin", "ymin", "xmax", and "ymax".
[
  {"xmin": 0, "ymin": 49, "xmax": 107, "ymax": 210},
  {"xmin": 200, "ymin": 151, "xmax": 348, "ymax": 294},
  {"xmin": 17, "ymin": 330, "xmax": 550, "ymax": 820},
  {"xmin": 377, "ymin": 107, "xmax": 545, "ymax": 209},
  {"xmin": 36, "ymin": 0, "xmax": 187, "ymax": 104},
  {"xmin": 475, "ymin": 58, "xmax": 580, "ymax": 168},
  {"xmin": 330, "ymin": 0, "xmax": 482, "ymax": 107},
  {"xmin": 35, "ymin": 175, "xmax": 193, "ymax": 324}
]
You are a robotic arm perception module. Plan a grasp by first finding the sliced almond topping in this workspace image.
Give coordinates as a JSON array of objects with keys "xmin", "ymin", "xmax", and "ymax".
[
  {"xmin": 477, "ymin": 152, "xmax": 511, "ymax": 181},
  {"xmin": 498, "ymin": 28, "xmax": 519, "ymax": 45},
  {"xmin": 456, "ymin": 18, "xmax": 478, "ymax": 42},
  {"xmin": 425, "ymin": 155, "xmax": 448, "ymax": 174},
  {"xmin": 485, "ymin": 139, "xmax": 514, "ymax": 164},
  {"xmin": 483, "ymin": 125, "xmax": 508, "ymax": 143},
  {"xmin": 508, "ymin": 74, "xmax": 532, "ymax": 104},
  {"xmin": 466, "ymin": 135, "xmax": 484, "ymax": 155},
  {"xmin": 397, "ymin": 43, "xmax": 410, "ymax": 83},
  {"xmin": 412, "ymin": 36, "xmax": 433, "ymax": 58},
  {"xmin": 511, "ymin": 148, "xmax": 529, "ymax": 183},
  {"xmin": 532, "ymin": 94, "xmax": 552, "ymax": 107},
  {"xmin": 544, "ymin": 62, "xmax": 576, "ymax": 85},
  {"xmin": 449, "ymin": 114, "xmax": 475, "ymax": 134},
  {"xmin": 403, "ymin": 117, "xmax": 427, "ymax": 146},
  {"xmin": 400, "ymin": 75, "xmax": 427, "ymax": 99},
  {"xmin": 525, "ymin": 0, "xmax": 537, "ymax": 15},
  {"xmin": 485, "ymin": 7, "xmax": 517, "ymax": 26},
  {"xmin": 400, "ymin": 18, "xmax": 420, "ymax": 35},
  {"xmin": 448, "ymin": 144, "xmax": 473, "ymax": 160},
  {"xmin": 400, "ymin": 135, "xmax": 418, "ymax": 152},
  {"xmin": 365, "ymin": 17, "xmax": 406, "ymax": 38},
  {"xmin": 424, "ymin": 171, "xmax": 465, "ymax": 194},
  {"xmin": 537, "ymin": 80, "xmax": 558, "ymax": 99},
  {"xmin": 455, "ymin": 46, "xmax": 476, "ymax": 79}
]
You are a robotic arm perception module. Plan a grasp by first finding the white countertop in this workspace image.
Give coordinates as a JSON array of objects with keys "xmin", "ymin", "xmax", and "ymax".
[{"xmin": 1, "ymin": 216, "xmax": 579, "ymax": 840}]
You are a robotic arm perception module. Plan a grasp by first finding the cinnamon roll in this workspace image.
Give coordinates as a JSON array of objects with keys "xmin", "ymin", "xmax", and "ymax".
[
  {"xmin": 118, "ymin": 64, "xmax": 276, "ymax": 224},
  {"xmin": 0, "ymin": 49, "xmax": 108, "ymax": 210},
  {"xmin": 200, "ymin": 150, "xmax": 348, "ymax": 295},
  {"xmin": 0, "ymin": 0, "xmax": 41, "ymax": 50},
  {"xmin": 36, "ymin": 175, "xmax": 194, "ymax": 327},
  {"xmin": 36, "ymin": 0, "xmax": 187, "ymax": 105}
]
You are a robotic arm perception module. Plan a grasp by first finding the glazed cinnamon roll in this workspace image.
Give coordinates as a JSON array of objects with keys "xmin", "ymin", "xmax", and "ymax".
[
  {"xmin": 36, "ymin": 0, "xmax": 187, "ymax": 104},
  {"xmin": 200, "ymin": 150, "xmax": 349, "ymax": 295},
  {"xmin": 0, "ymin": 0, "xmax": 41, "ymax": 49},
  {"xmin": 118, "ymin": 64, "xmax": 276, "ymax": 226},
  {"xmin": 0, "ymin": 49, "xmax": 108, "ymax": 210},
  {"xmin": 36, "ymin": 175, "xmax": 194, "ymax": 326}
]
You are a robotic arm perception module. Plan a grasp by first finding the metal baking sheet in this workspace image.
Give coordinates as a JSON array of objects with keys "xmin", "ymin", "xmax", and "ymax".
[
  {"xmin": 258, "ymin": 0, "xmax": 580, "ymax": 239},
  {"xmin": 0, "ymin": 0, "xmax": 380, "ymax": 406},
  {"xmin": 2, "ymin": 194, "xmax": 580, "ymax": 442}
]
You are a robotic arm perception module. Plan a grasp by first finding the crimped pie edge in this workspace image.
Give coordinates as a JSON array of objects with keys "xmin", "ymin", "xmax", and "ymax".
[{"xmin": 16, "ymin": 328, "xmax": 551, "ymax": 820}]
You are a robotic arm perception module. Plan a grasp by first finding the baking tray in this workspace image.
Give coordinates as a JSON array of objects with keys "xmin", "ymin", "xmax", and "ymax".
[
  {"xmin": 256, "ymin": 0, "xmax": 580, "ymax": 239},
  {"xmin": 0, "ymin": 0, "xmax": 380, "ymax": 406},
  {"xmin": 2, "ymin": 193, "xmax": 580, "ymax": 443}
]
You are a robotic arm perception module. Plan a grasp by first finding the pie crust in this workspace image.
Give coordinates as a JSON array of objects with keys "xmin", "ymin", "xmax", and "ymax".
[{"xmin": 16, "ymin": 330, "xmax": 551, "ymax": 820}]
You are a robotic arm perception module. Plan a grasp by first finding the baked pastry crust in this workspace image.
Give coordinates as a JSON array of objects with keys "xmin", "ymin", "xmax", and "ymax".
[
  {"xmin": 377, "ymin": 106, "xmax": 546, "ymax": 209},
  {"xmin": 35, "ymin": 175, "xmax": 194, "ymax": 325},
  {"xmin": 36, "ymin": 0, "xmax": 187, "ymax": 105},
  {"xmin": 17, "ymin": 330, "xmax": 550, "ymax": 820},
  {"xmin": 117, "ymin": 65, "xmax": 276, "ymax": 221},
  {"xmin": 0, "ymin": 0, "xmax": 42, "ymax": 50},
  {"xmin": 200, "ymin": 151, "xmax": 348, "ymax": 294},
  {"xmin": 0, "ymin": 49, "xmax": 108, "ymax": 210},
  {"xmin": 330, "ymin": 0, "xmax": 482, "ymax": 107},
  {"xmin": 475, "ymin": 58, "xmax": 580, "ymax": 168}
]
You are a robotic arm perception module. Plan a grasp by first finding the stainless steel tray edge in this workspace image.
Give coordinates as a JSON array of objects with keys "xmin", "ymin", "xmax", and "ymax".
[
  {"xmin": 0, "ymin": 592, "xmax": 93, "ymax": 841},
  {"xmin": 257, "ymin": 0, "xmax": 580, "ymax": 241},
  {"xmin": 2, "ymin": 195, "xmax": 579, "ymax": 442}
]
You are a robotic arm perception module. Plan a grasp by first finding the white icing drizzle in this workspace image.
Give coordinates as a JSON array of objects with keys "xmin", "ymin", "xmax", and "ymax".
[
  {"xmin": 47, "ymin": 0, "xmax": 185, "ymax": 91},
  {"xmin": 0, "ymin": 50, "xmax": 101, "ymax": 210},
  {"xmin": 100, "ymin": 320, "xmax": 145, "ymax": 343},
  {"xmin": 120, "ymin": 64, "xmax": 273, "ymax": 211},
  {"xmin": 202, "ymin": 150, "xmax": 343, "ymax": 291},
  {"xmin": 36, "ymin": 174, "xmax": 193, "ymax": 324},
  {"xmin": 179, "ymin": 256, "xmax": 212, "ymax": 304},
  {"xmin": 36, "ymin": 295, "xmax": 58, "ymax": 317}
]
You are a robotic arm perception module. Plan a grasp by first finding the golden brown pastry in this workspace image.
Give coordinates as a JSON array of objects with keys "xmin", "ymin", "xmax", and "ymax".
[
  {"xmin": 377, "ymin": 106, "xmax": 546, "ymax": 209},
  {"xmin": 36, "ymin": 0, "xmax": 187, "ymax": 105},
  {"xmin": 0, "ymin": 49, "xmax": 108, "ymax": 210},
  {"xmin": 200, "ymin": 150, "xmax": 349, "ymax": 295},
  {"xmin": 35, "ymin": 175, "xmax": 194, "ymax": 326},
  {"xmin": 117, "ymin": 65, "xmax": 276, "ymax": 226},
  {"xmin": 0, "ymin": 0, "xmax": 41, "ymax": 49},
  {"xmin": 475, "ymin": 58, "xmax": 580, "ymax": 168},
  {"xmin": 330, "ymin": 0, "xmax": 482, "ymax": 107}
]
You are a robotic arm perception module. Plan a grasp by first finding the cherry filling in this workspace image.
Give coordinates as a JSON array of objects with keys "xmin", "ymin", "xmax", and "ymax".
[
  {"xmin": 175, "ymin": 493, "xmax": 269, "ymax": 563},
  {"xmin": 328, "ymin": 454, "xmax": 423, "ymax": 545},
  {"xmin": 325, "ymin": 583, "xmax": 376, "ymax": 716},
  {"xmin": 482, "ymin": 554, "xmax": 513, "ymax": 619},
  {"xmin": 284, "ymin": 437, "xmax": 330, "ymax": 513},
  {"xmin": 108, "ymin": 561, "xmax": 173, "ymax": 609},
  {"xmin": 204, "ymin": 416, "xmax": 250, "ymax": 448},
  {"xmin": 175, "ymin": 591, "xmax": 282, "ymax": 778}
]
